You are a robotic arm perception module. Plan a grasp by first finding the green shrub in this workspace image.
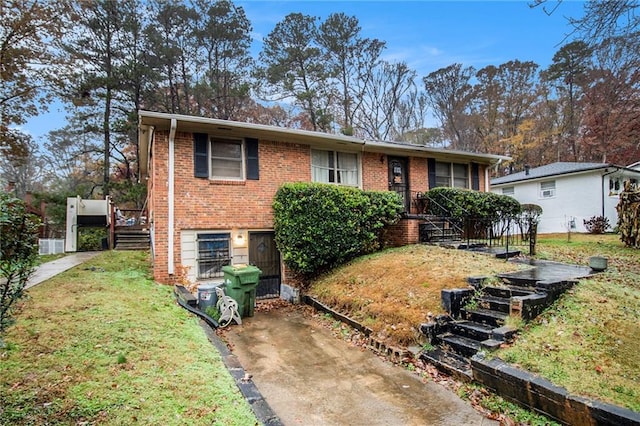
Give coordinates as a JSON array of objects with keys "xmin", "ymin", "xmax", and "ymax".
[
  {"xmin": 272, "ymin": 183, "xmax": 403, "ymax": 278},
  {"xmin": 78, "ymin": 227, "xmax": 107, "ymax": 251},
  {"xmin": 425, "ymin": 187, "xmax": 522, "ymax": 220},
  {"xmin": 1, "ymin": 192, "xmax": 41, "ymax": 338}
]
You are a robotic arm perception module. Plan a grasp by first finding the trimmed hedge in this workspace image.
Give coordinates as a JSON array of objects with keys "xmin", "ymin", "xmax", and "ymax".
[
  {"xmin": 425, "ymin": 187, "xmax": 522, "ymax": 220},
  {"xmin": 272, "ymin": 183, "xmax": 403, "ymax": 278}
]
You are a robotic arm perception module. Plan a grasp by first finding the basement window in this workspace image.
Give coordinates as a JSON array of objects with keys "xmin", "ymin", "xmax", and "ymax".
[{"xmin": 196, "ymin": 233, "xmax": 231, "ymax": 279}]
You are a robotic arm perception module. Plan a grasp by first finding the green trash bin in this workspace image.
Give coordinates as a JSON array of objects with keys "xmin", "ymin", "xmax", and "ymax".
[{"xmin": 222, "ymin": 265, "xmax": 262, "ymax": 318}]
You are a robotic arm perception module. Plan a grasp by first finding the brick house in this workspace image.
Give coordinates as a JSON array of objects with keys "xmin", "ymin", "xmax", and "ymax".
[{"xmin": 138, "ymin": 111, "xmax": 508, "ymax": 294}]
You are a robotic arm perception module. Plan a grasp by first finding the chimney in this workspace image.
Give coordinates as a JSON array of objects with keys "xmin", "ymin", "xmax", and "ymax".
[
  {"xmin": 524, "ymin": 165, "xmax": 530, "ymax": 176},
  {"xmin": 25, "ymin": 191, "xmax": 33, "ymax": 207},
  {"xmin": 6, "ymin": 181, "xmax": 15, "ymax": 193}
]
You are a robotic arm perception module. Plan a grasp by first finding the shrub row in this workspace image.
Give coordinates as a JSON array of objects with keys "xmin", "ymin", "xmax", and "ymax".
[
  {"xmin": 425, "ymin": 187, "xmax": 522, "ymax": 220},
  {"xmin": 272, "ymin": 183, "xmax": 403, "ymax": 278}
]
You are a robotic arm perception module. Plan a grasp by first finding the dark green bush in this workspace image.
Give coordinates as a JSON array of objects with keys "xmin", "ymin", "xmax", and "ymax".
[
  {"xmin": 78, "ymin": 227, "xmax": 107, "ymax": 251},
  {"xmin": 425, "ymin": 187, "xmax": 522, "ymax": 220},
  {"xmin": 1, "ymin": 192, "xmax": 41, "ymax": 338},
  {"xmin": 272, "ymin": 183, "xmax": 403, "ymax": 277}
]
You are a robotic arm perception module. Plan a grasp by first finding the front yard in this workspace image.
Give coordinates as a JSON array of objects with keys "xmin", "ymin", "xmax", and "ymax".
[
  {"xmin": 309, "ymin": 233, "xmax": 640, "ymax": 412},
  {"xmin": 0, "ymin": 251, "xmax": 257, "ymax": 425}
]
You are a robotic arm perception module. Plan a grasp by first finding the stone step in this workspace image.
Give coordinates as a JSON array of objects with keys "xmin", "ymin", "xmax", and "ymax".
[
  {"xmin": 437, "ymin": 333, "xmax": 481, "ymax": 358},
  {"xmin": 451, "ymin": 320, "xmax": 494, "ymax": 341},
  {"xmin": 482, "ymin": 285, "xmax": 536, "ymax": 299},
  {"xmin": 477, "ymin": 295, "xmax": 511, "ymax": 313},
  {"xmin": 420, "ymin": 347, "xmax": 472, "ymax": 381},
  {"xmin": 461, "ymin": 307, "xmax": 507, "ymax": 327}
]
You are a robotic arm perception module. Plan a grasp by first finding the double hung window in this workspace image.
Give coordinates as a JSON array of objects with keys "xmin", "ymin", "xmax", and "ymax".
[
  {"xmin": 311, "ymin": 150, "xmax": 359, "ymax": 186},
  {"xmin": 211, "ymin": 139, "xmax": 244, "ymax": 180},
  {"xmin": 434, "ymin": 161, "xmax": 469, "ymax": 188},
  {"xmin": 540, "ymin": 181, "xmax": 556, "ymax": 198}
]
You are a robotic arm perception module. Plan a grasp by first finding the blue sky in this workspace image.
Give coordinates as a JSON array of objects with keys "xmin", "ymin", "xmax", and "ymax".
[{"xmin": 24, "ymin": 0, "xmax": 586, "ymax": 141}]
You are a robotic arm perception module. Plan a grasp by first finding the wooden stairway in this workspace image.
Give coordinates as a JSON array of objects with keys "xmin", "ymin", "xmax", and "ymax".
[{"xmin": 114, "ymin": 225, "xmax": 150, "ymax": 250}]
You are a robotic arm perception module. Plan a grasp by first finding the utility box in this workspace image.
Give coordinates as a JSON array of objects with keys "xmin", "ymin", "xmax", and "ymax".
[{"xmin": 222, "ymin": 264, "xmax": 262, "ymax": 318}]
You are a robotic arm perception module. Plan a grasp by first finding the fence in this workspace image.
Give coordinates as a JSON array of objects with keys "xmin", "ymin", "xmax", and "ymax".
[
  {"xmin": 463, "ymin": 216, "xmax": 538, "ymax": 255},
  {"xmin": 39, "ymin": 238, "xmax": 65, "ymax": 255},
  {"xmin": 418, "ymin": 215, "xmax": 538, "ymax": 255}
]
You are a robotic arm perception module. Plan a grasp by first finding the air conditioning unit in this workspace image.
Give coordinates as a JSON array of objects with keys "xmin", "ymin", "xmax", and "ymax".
[{"xmin": 542, "ymin": 190, "xmax": 554, "ymax": 198}]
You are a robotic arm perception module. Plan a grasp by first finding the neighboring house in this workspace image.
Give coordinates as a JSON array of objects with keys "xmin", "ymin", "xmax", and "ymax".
[
  {"xmin": 491, "ymin": 162, "xmax": 640, "ymax": 234},
  {"xmin": 137, "ymin": 111, "xmax": 508, "ymax": 289}
]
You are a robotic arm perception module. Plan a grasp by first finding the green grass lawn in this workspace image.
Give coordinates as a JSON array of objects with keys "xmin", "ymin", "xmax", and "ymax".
[
  {"xmin": 310, "ymin": 233, "xmax": 640, "ymax": 414},
  {"xmin": 0, "ymin": 251, "xmax": 257, "ymax": 425},
  {"xmin": 498, "ymin": 233, "xmax": 640, "ymax": 412}
]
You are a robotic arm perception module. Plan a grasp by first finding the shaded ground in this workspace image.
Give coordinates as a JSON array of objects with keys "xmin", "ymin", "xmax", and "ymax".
[{"xmin": 221, "ymin": 303, "xmax": 496, "ymax": 426}]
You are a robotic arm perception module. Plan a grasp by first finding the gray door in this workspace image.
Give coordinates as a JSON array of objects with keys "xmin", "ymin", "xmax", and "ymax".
[{"xmin": 249, "ymin": 232, "xmax": 281, "ymax": 299}]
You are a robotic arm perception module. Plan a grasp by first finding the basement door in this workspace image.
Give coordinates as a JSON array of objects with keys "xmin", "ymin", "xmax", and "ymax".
[
  {"xmin": 388, "ymin": 156, "xmax": 410, "ymax": 212},
  {"xmin": 249, "ymin": 231, "xmax": 281, "ymax": 299}
]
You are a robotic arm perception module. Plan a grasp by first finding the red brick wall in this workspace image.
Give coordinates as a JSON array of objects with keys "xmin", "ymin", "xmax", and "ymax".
[
  {"xmin": 149, "ymin": 130, "xmax": 494, "ymax": 282},
  {"xmin": 385, "ymin": 219, "xmax": 420, "ymax": 247},
  {"xmin": 150, "ymin": 131, "xmax": 310, "ymax": 282}
]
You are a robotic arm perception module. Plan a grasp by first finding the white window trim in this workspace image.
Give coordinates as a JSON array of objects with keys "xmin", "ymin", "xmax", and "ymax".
[
  {"xmin": 502, "ymin": 186, "xmax": 515, "ymax": 196},
  {"xmin": 196, "ymin": 232, "xmax": 232, "ymax": 280},
  {"xmin": 209, "ymin": 137, "xmax": 245, "ymax": 181},
  {"xmin": 310, "ymin": 149, "xmax": 361, "ymax": 187},
  {"xmin": 540, "ymin": 180, "xmax": 556, "ymax": 199}
]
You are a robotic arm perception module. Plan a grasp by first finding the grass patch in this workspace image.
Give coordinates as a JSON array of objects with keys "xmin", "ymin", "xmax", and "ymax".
[
  {"xmin": 0, "ymin": 251, "xmax": 257, "ymax": 425},
  {"xmin": 498, "ymin": 233, "xmax": 640, "ymax": 412},
  {"xmin": 35, "ymin": 253, "xmax": 67, "ymax": 265},
  {"xmin": 308, "ymin": 244, "xmax": 524, "ymax": 346},
  {"xmin": 309, "ymin": 234, "xmax": 640, "ymax": 412}
]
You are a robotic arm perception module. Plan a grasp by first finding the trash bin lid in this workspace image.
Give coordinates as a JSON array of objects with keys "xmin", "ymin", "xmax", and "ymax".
[
  {"xmin": 198, "ymin": 282, "xmax": 223, "ymax": 290},
  {"xmin": 222, "ymin": 264, "xmax": 262, "ymax": 275}
]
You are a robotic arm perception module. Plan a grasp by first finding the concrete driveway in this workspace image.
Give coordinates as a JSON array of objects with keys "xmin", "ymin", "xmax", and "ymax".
[{"xmin": 222, "ymin": 304, "xmax": 495, "ymax": 426}]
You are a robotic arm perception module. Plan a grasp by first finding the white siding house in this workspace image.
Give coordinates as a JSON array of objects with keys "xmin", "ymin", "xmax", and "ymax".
[{"xmin": 491, "ymin": 162, "xmax": 640, "ymax": 234}]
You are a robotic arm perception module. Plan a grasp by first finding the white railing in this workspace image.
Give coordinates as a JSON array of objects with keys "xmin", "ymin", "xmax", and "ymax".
[{"xmin": 39, "ymin": 239, "xmax": 65, "ymax": 255}]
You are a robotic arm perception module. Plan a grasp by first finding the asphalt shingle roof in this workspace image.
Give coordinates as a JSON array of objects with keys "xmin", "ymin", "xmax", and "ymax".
[{"xmin": 491, "ymin": 162, "xmax": 611, "ymax": 185}]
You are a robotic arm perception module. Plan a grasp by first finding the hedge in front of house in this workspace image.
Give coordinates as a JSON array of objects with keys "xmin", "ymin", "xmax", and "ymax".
[
  {"xmin": 425, "ymin": 187, "xmax": 522, "ymax": 221},
  {"xmin": 273, "ymin": 183, "xmax": 404, "ymax": 278}
]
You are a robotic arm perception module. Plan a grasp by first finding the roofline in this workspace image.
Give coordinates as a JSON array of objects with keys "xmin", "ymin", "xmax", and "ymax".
[
  {"xmin": 138, "ymin": 110, "xmax": 510, "ymax": 178},
  {"xmin": 491, "ymin": 164, "xmax": 640, "ymax": 186}
]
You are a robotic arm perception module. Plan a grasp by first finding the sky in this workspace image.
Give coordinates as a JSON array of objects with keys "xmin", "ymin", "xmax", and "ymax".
[{"xmin": 23, "ymin": 0, "xmax": 587, "ymax": 141}]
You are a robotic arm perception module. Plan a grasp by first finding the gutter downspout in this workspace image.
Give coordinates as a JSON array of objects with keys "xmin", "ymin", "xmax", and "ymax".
[
  {"xmin": 489, "ymin": 159, "xmax": 503, "ymax": 191},
  {"xmin": 168, "ymin": 119, "xmax": 177, "ymax": 276}
]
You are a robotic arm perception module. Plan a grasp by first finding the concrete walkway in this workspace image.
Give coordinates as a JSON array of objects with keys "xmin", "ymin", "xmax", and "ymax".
[
  {"xmin": 223, "ymin": 306, "xmax": 496, "ymax": 426},
  {"xmin": 26, "ymin": 252, "xmax": 101, "ymax": 289}
]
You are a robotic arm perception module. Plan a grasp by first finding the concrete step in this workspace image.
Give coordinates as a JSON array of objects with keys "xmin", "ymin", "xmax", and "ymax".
[{"xmin": 461, "ymin": 307, "xmax": 507, "ymax": 327}]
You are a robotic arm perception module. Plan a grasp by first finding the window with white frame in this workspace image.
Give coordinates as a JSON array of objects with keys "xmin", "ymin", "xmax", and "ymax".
[
  {"xmin": 196, "ymin": 233, "xmax": 231, "ymax": 279},
  {"xmin": 211, "ymin": 138, "xmax": 244, "ymax": 180},
  {"xmin": 502, "ymin": 186, "xmax": 515, "ymax": 196},
  {"xmin": 540, "ymin": 180, "xmax": 556, "ymax": 198},
  {"xmin": 435, "ymin": 161, "xmax": 468, "ymax": 188},
  {"xmin": 311, "ymin": 149, "xmax": 359, "ymax": 186},
  {"xmin": 609, "ymin": 177, "xmax": 622, "ymax": 195}
]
